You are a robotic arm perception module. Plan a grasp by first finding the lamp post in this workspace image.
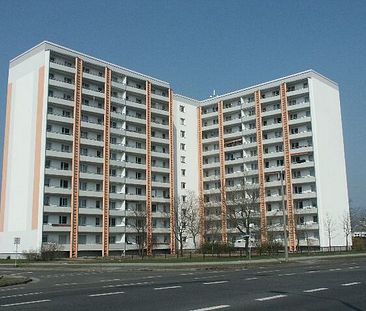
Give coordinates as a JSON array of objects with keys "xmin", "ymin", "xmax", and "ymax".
[{"xmin": 279, "ymin": 170, "xmax": 289, "ymax": 261}]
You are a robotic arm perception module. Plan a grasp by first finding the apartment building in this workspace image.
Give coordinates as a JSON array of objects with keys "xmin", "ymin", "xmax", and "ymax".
[{"xmin": 0, "ymin": 41, "xmax": 350, "ymax": 257}]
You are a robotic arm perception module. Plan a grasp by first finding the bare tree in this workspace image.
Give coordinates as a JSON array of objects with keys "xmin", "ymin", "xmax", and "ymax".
[
  {"xmin": 350, "ymin": 205, "xmax": 366, "ymax": 233},
  {"xmin": 341, "ymin": 211, "xmax": 352, "ymax": 251},
  {"xmin": 324, "ymin": 213, "xmax": 335, "ymax": 251},
  {"xmin": 226, "ymin": 178, "xmax": 259, "ymax": 257},
  {"xmin": 173, "ymin": 197, "xmax": 188, "ymax": 257},
  {"xmin": 184, "ymin": 192, "xmax": 200, "ymax": 250},
  {"xmin": 128, "ymin": 207, "xmax": 147, "ymax": 257}
]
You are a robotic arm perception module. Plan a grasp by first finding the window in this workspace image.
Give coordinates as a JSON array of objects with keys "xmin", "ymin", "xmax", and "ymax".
[
  {"xmin": 43, "ymin": 215, "xmax": 48, "ymax": 224},
  {"xmin": 96, "ymin": 184, "xmax": 101, "ymax": 191},
  {"xmin": 180, "ymin": 118, "xmax": 185, "ymax": 125},
  {"xmin": 180, "ymin": 143, "xmax": 186, "ymax": 150},
  {"xmin": 179, "ymin": 105, "xmax": 185, "ymax": 112},
  {"xmin": 59, "ymin": 216, "xmax": 67, "ymax": 224},
  {"xmin": 78, "ymin": 235, "xmax": 86, "ymax": 244},
  {"xmin": 96, "ymin": 235, "xmax": 101, "ymax": 244},
  {"xmin": 110, "ymin": 201, "xmax": 116, "ymax": 210},
  {"xmin": 95, "ymin": 217, "xmax": 101, "ymax": 226},
  {"xmin": 109, "ymin": 217, "xmax": 116, "ymax": 227},
  {"xmin": 110, "ymin": 236, "xmax": 116, "ymax": 244},
  {"xmin": 61, "ymin": 127, "xmax": 70, "ymax": 135},
  {"xmin": 79, "ymin": 199, "xmax": 87, "ymax": 208},
  {"xmin": 58, "ymin": 234, "xmax": 67, "ymax": 244},
  {"xmin": 79, "ymin": 216, "xmax": 86, "ymax": 226},
  {"xmin": 180, "ymin": 130, "xmax": 186, "ymax": 138},
  {"xmin": 181, "ymin": 169, "xmax": 186, "ymax": 176},
  {"xmin": 294, "ymin": 186, "xmax": 303, "ymax": 194},
  {"xmin": 180, "ymin": 156, "xmax": 186, "ymax": 163},
  {"xmin": 59, "ymin": 197, "xmax": 68, "ymax": 207},
  {"xmin": 80, "ymin": 182, "xmax": 87, "ymax": 191},
  {"xmin": 182, "ymin": 195, "xmax": 187, "ymax": 203},
  {"xmin": 181, "ymin": 182, "xmax": 186, "ymax": 189},
  {"xmin": 61, "ymin": 144, "xmax": 70, "ymax": 153},
  {"xmin": 60, "ymin": 179, "xmax": 69, "ymax": 188},
  {"xmin": 96, "ymin": 200, "xmax": 101, "ymax": 209},
  {"xmin": 60, "ymin": 162, "xmax": 69, "ymax": 170},
  {"xmin": 81, "ymin": 148, "xmax": 88, "ymax": 156}
]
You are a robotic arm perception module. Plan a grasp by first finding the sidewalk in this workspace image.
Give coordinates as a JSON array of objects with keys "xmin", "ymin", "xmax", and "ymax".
[{"xmin": 2, "ymin": 252, "xmax": 365, "ymax": 270}]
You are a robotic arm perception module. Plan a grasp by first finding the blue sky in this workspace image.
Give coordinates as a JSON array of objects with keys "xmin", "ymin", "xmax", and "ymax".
[{"xmin": 0, "ymin": 0, "xmax": 365, "ymax": 208}]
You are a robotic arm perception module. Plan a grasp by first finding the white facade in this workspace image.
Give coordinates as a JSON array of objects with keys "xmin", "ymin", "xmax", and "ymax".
[{"xmin": 0, "ymin": 41, "xmax": 350, "ymax": 257}]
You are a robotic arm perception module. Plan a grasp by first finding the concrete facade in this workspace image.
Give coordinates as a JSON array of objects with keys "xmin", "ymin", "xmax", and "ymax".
[{"xmin": 0, "ymin": 41, "xmax": 350, "ymax": 257}]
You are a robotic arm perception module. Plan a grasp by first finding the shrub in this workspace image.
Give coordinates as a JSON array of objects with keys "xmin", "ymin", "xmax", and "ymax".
[
  {"xmin": 22, "ymin": 249, "xmax": 40, "ymax": 261},
  {"xmin": 40, "ymin": 243, "xmax": 63, "ymax": 261},
  {"xmin": 258, "ymin": 241, "xmax": 283, "ymax": 256},
  {"xmin": 200, "ymin": 242, "xmax": 235, "ymax": 254}
]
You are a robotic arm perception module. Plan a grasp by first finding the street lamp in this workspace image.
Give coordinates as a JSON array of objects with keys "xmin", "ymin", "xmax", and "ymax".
[{"xmin": 279, "ymin": 169, "xmax": 289, "ymax": 261}]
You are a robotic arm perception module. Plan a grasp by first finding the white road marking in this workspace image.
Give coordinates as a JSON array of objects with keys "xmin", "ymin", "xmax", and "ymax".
[
  {"xmin": 303, "ymin": 287, "xmax": 328, "ymax": 293},
  {"xmin": 99, "ymin": 278, "xmax": 120, "ymax": 282},
  {"xmin": 89, "ymin": 291, "xmax": 125, "ymax": 297},
  {"xmin": 329, "ymin": 268, "xmax": 341, "ymax": 271},
  {"xmin": 55, "ymin": 283, "xmax": 78, "ymax": 286},
  {"xmin": 348, "ymin": 266, "xmax": 360, "ymax": 269},
  {"xmin": 189, "ymin": 305, "xmax": 230, "ymax": 311},
  {"xmin": 0, "ymin": 292, "xmax": 42, "ymax": 299},
  {"xmin": 194, "ymin": 275, "xmax": 224, "ymax": 280},
  {"xmin": 203, "ymin": 281, "xmax": 228, "ymax": 285},
  {"xmin": 305, "ymin": 270, "xmax": 319, "ymax": 274},
  {"xmin": 278, "ymin": 273, "xmax": 296, "ymax": 276},
  {"xmin": 256, "ymin": 294, "xmax": 287, "ymax": 301},
  {"xmin": 154, "ymin": 285, "xmax": 182, "ymax": 290},
  {"xmin": 245, "ymin": 277, "xmax": 258, "ymax": 280},
  {"xmin": 102, "ymin": 281, "xmax": 152, "ymax": 288},
  {"xmin": 341, "ymin": 282, "xmax": 361, "ymax": 287},
  {"xmin": 0, "ymin": 287, "xmax": 25, "ymax": 292},
  {"xmin": 1, "ymin": 299, "xmax": 50, "ymax": 307},
  {"xmin": 180, "ymin": 272, "xmax": 194, "ymax": 276}
]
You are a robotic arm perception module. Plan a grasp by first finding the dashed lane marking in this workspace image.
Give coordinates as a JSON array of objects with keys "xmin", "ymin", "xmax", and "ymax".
[
  {"xmin": 154, "ymin": 285, "xmax": 182, "ymax": 290},
  {"xmin": 245, "ymin": 277, "xmax": 258, "ymax": 281},
  {"xmin": 256, "ymin": 294, "xmax": 287, "ymax": 301},
  {"xmin": 202, "ymin": 281, "xmax": 228, "ymax": 285},
  {"xmin": 102, "ymin": 281, "xmax": 152, "ymax": 288},
  {"xmin": 0, "ymin": 292, "xmax": 42, "ymax": 300},
  {"xmin": 303, "ymin": 287, "xmax": 328, "ymax": 293},
  {"xmin": 0, "ymin": 299, "xmax": 50, "ymax": 307},
  {"xmin": 89, "ymin": 291, "xmax": 125, "ymax": 297},
  {"xmin": 278, "ymin": 273, "xmax": 296, "ymax": 276},
  {"xmin": 341, "ymin": 282, "xmax": 362, "ymax": 287},
  {"xmin": 189, "ymin": 305, "xmax": 230, "ymax": 311}
]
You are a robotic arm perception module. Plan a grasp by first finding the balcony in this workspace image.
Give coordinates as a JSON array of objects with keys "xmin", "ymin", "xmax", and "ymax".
[
  {"xmin": 47, "ymin": 112, "xmax": 73, "ymax": 124},
  {"xmin": 45, "ymin": 148, "xmax": 72, "ymax": 160},
  {"xmin": 43, "ymin": 224, "xmax": 71, "ymax": 232},
  {"xmin": 44, "ymin": 185, "xmax": 71, "ymax": 195},
  {"xmin": 46, "ymin": 130, "xmax": 73, "ymax": 142},
  {"xmin": 45, "ymin": 167, "xmax": 72, "ymax": 177},
  {"xmin": 48, "ymin": 95, "xmax": 74, "ymax": 108},
  {"xmin": 80, "ymin": 171, "xmax": 103, "ymax": 181},
  {"xmin": 49, "ymin": 59, "xmax": 75, "ymax": 73},
  {"xmin": 49, "ymin": 77, "xmax": 74, "ymax": 90},
  {"xmin": 80, "ymin": 137, "xmax": 104, "ymax": 148},
  {"xmin": 83, "ymin": 71, "xmax": 105, "ymax": 83},
  {"xmin": 80, "ymin": 154, "xmax": 104, "ymax": 164}
]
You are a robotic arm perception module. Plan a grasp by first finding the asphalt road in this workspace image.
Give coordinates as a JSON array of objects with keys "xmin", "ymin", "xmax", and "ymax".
[{"xmin": 0, "ymin": 257, "xmax": 365, "ymax": 310}]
